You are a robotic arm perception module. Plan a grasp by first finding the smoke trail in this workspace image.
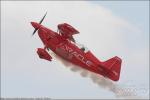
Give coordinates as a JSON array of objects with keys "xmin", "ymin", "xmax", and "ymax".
[{"xmin": 51, "ymin": 52, "xmax": 145, "ymax": 99}]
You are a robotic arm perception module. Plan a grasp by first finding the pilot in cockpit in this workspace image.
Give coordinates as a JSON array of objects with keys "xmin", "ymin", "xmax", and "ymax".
[{"xmin": 81, "ymin": 47, "xmax": 85, "ymax": 52}]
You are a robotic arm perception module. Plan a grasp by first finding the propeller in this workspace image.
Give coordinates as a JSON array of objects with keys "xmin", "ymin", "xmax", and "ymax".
[{"xmin": 32, "ymin": 12, "xmax": 47, "ymax": 36}]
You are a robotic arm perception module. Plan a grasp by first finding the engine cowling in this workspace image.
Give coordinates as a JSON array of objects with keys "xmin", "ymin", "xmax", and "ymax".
[{"xmin": 37, "ymin": 48, "xmax": 52, "ymax": 61}]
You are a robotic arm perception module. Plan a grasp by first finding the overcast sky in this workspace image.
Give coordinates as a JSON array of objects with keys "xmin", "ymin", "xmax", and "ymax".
[{"xmin": 1, "ymin": 1, "xmax": 149, "ymax": 99}]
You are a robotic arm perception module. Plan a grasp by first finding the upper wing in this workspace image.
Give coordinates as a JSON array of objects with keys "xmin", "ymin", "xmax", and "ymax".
[{"xmin": 57, "ymin": 23, "xmax": 79, "ymax": 42}]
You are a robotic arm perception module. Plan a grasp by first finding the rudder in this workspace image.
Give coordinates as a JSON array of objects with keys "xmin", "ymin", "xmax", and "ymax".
[{"xmin": 102, "ymin": 56, "xmax": 122, "ymax": 81}]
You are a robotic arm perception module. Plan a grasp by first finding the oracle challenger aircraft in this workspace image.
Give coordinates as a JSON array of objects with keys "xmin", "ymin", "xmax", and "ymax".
[{"xmin": 31, "ymin": 12, "xmax": 122, "ymax": 81}]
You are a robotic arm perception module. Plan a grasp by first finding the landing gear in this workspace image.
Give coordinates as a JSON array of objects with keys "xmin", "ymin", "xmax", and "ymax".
[{"xmin": 37, "ymin": 47, "xmax": 52, "ymax": 61}]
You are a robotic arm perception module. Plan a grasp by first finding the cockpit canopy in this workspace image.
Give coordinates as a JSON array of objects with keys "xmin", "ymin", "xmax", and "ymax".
[{"xmin": 72, "ymin": 41, "xmax": 89, "ymax": 53}]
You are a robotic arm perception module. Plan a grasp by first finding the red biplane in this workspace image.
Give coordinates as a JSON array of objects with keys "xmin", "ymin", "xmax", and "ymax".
[{"xmin": 31, "ymin": 12, "xmax": 122, "ymax": 81}]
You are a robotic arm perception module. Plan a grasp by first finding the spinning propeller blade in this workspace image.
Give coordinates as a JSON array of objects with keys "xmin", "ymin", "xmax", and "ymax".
[
  {"xmin": 32, "ymin": 12, "xmax": 47, "ymax": 36},
  {"xmin": 39, "ymin": 12, "xmax": 47, "ymax": 24}
]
